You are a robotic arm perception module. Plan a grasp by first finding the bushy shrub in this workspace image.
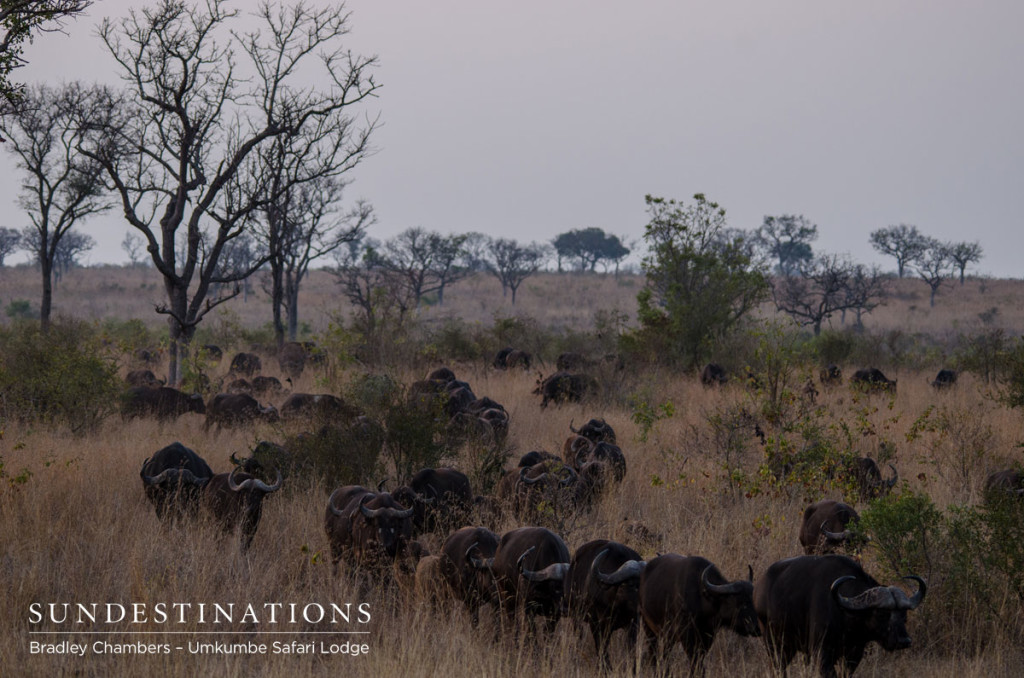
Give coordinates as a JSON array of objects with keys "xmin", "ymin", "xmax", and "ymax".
[{"xmin": 0, "ymin": 319, "xmax": 120, "ymax": 433}]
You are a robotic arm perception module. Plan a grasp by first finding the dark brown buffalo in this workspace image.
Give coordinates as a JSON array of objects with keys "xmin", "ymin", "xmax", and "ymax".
[
  {"xmin": 850, "ymin": 367, "xmax": 897, "ymax": 393},
  {"xmin": 574, "ymin": 440, "xmax": 626, "ymax": 482},
  {"xmin": 639, "ymin": 554, "xmax": 759, "ymax": 676},
  {"xmin": 226, "ymin": 378, "xmax": 253, "ymax": 395},
  {"xmin": 198, "ymin": 344, "xmax": 223, "ymax": 363},
  {"xmin": 324, "ymin": 486, "xmax": 414, "ymax": 573},
  {"xmin": 518, "ymin": 450, "xmax": 561, "ymax": 468},
  {"xmin": 392, "ymin": 467, "xmax": 473, "ymax": 534},
  {"xmin": 754, "ymin": 554, "xmax": 926, "ymax": 677},
  {"xmin": 122, "ymin": 386, "xmax": 206, "ymax": 421},
  {"xmin": 570, "ymin": 417, "xmax": 617, "ymax": 445},
  {"xmin": 820, "ymin": 364, "xmax": 842, "ymax": 386},
  {"xmin": 427, "ymin": 366, "xmax": 457, "ymax": 383},
  {"xmin": 931, "ymin": 368, "xmax": 958, "ymax": 389},
  {"xmin": 201, "ymin": 466, "xmax": 282, "ymax": 551},
  {"xmin": 983, "ymin": 468, "xmax": 1024, "ymax": 500},
  {"xmin": 204, "ymin": 393, "xmax": 279, "ymax": 430},
  {"xmin": 565, "ymin": 539, "xmax": 645, "ymax": 670},
  {"xmin": 534, "ymin": 371, "xmax": 598, "ymax": 408},
  {"xmin": 277, "ymin": 341, "xmax": 307, "ymax": 378},
  {"xmin": 139, "ymin": 442, "xmax": 213, "ymax": 521},
  {"xmin": 229, "ymin": 352, "xmax": 262, "ymax": 377},
  {"xmin": 512, "ymin": 460, "xmax": 579, "ymax": 520},
  {"xmin": 440, "ymin": 526, "xmax": 501, "ymax": 626},
  {"xmin": 700, "ymin": 363, "xmax": 727, "ymax": 386},
  {"xmin": 493, "ymin": 347, "xmax": 532, "ymax": 370},
  {"xmin": 848, "ymin": 457, "xmax": 898, "ymax": 499},
  {"xmin": 800, "ymin": 500, "xmax": 861, "ymax": 555},
  {"xmin": 465, "ymin": 396, "xmax": 506, "ymax": 415},
  {"xmin": 125, "ymin": 369, "xmax": 164, "ymax": 388},
  {"xmin": 251, "ymin": 375, "xmax": 284, "ymax": 397},
  {"xmin": 486, "ymin": 526, "xmax": 571, "ymax": 632},
  {"xmin": 279, "ymin": 393, "xmax": 359, "ymax": 421}
]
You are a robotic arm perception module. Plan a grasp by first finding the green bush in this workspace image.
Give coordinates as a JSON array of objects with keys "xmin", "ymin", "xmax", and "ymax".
[
  {"xmin": 858, "ymin": 490, "xmax": 943, "ymax": 580},
  {"xmin": 0, "ymin": 319, "xmax": 120, "ymax": 433},
  {"xmin": 5, "ymin": 299, "xmax": 34, "ymax": 319}
]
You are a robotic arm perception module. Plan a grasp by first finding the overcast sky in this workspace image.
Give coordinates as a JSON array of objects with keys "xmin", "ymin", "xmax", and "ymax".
[{"xmin": 2, "ymin": 0, "xmax": 1021, "ymax": 277}]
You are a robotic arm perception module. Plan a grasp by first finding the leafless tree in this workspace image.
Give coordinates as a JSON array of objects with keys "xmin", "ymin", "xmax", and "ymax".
[
  {"xmin": 915, "ymin": 239, "xmax": 952, "ymax": 307},
  {"xmin": 0, "ymin": 0, "xmax": 92, "ymax": 103},
  {"xmin": 49, "ymin": 229, "xmax": 94, "ymax": 282},
  {"xmin": 485, "ymin": 237, "xmax": 548, "ymax": 304},
  {"xmin": 772, "ymin": 254, "xmax": 862, "ymax": 336},
  {"xmin": 332, "ymin": 238, "xmax": 413, "ymax": 340},
  {"xmin": 121, "ymin": 232, "xmax": 146, "ymax": 267},
  {"xmin": 946, "ymin": 241, "xmax": 983, "ymax": 285},
  {"xmin": 841, "ymin": 263, "xmax": 887, "ymax": 330},
  {"xmin": 0, "ymin": 82, "xmax": 111, "ymax": 330},
  {"xmin": 379, "ymin": 228, "xmax": 469, "ymax": 307},
  {"xmin": 77, "ymin": 0, "xmax": 380, "ymax": 384},
  {"xmin": 0, "ymin": 227, "xmax": 21, "ymax": 265}
]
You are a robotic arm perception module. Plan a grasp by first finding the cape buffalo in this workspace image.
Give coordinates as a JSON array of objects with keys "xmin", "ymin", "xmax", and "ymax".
[
  {"xmin": 139, "ymin": 442, "xmax": 213, "ymax": 521},
  {"xmin": 441, "ymin": 526, "xmax": 501, "ymax": 626},
  {"xmin": 570, "ymin": 417, "xmax": 617, "ymax": 445},
  {"xmin": 487, "ymin": 526, "xmax": 571, "ymax": 634},
  {"xmin": 122, "ymin": 386, "xmax": 206, "ymax": 421},
  {"xmin": 324, "ymin": 486, "xmax": 414, "ymax": 574},
  {"xmin": 392, "ymin": 467, "xmax": 474, "ymax": 534},
  {"xmin": 251, "ymin": 375, "xmax": 284, "ymax": 397},
  {"xmin": 565, "ymin": 539, "xmax": 646, "ymax": 670},
  {"xmin": 204, "ymin": 393, "xmax": 279, "ymax": 430},
  {"xmin": 850, "ymin": 367, "xmax": 897, "ymax": 394},
  {"xmin": 493, "ymin": 347, "xmax": 531, "ymax": 370},
  {"xmin": 639, "ymin": 554, "xmax": 759, "ymax": 676},
  {"xmin": 848, "ymin": 457, "xmax": 898, "ymax": 499},
  {"xmin": 427, "ymin": 366, "xmax": 457, "ymax": 383},
  {"xmin": 229, "ymin": 352, "xmax": 262, "ymax": 377},
  {"xmin": 277, "ymin": 341, "xmax": 306, "ymax": 378},
  {"xmin": 820, "ymin": 364, "xmax": 842, "ymax": 386},
  {"xmin": 700, "ymin": 363, "xmax": 727, "ymax": 386},
  {"xmin": 125, "ymin": 369, "xmax": 164, "ymax": 388},
  {"xmin": 201, "ymin": 466, "xmax": 282, "ymax": 551},
  {"xmin": 983, "ymin": 468, "xmax": 1024, "ymax": 501},
  {"xmin": 799, "ymin": 500, "xmax": 861, "ymax": 555},
  {"xmin": 754, "ymin": 554, "xmax": 926, "ymax": 677},
  {"xmin": 534, "ymin": 371, "xmax": 598, "ymax": 408},
  {"xmin": 931, "ymin": 368, "xmax": 958, "ymax": 389}
]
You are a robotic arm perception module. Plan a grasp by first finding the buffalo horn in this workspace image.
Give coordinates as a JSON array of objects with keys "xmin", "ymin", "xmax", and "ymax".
[
  {"xmin": 228, "ymin": 466, "xmax": 282, "ymax": 493},
  {"xmin": 521, "ymin": 561, "xmax": 570, "ymax": 582},
  {"xmin": 899, "ymin": 575, "xmax": 927, "ymax": 610},
  {"xmin": 820, "ymin": 521, "xmax": 852, "ymax": 542},
  {"xmin": 360, "ymin": 499, "xmax": 414, "ymax": 520},
  {"xmin": 831, "ymin": 576, "xmax": 897, "ymax": 611},
  {"xmin": 520, "ymin": 467, "xmax": 546, "ymax": 486},
  {"xmin": 592, "ymin": 549, "xmax": 645, "ymax": 586},
  {"xmin": 377, "ymin": 479, "xmax": 387, "ymax": 492},
  {"xmin": 327, "ymin": 488, "xmax": 347, "ymax": 516},
  {"xmin": 701, "ymin": 565, "xmax": 747, "ymax": 596},
  {"xmin": 230, "ymin": 452, "xmax": 241, "ymax": 466},
  {"xmin": 465, "ymin": 542, "xmax": 494, "ymax": 570},
  {"xmin": 569, "ymin": 418, "xmax": 578, "ymax": 434},
  {"xmin": 886, "ymin": 464, "xmax": 899, "ymax": 489},
  {"xmin": 141, "ymin": 467, "xmax": 179, "ymax": 485}
]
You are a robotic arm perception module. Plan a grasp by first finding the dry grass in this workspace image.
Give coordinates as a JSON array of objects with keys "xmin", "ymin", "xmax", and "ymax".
[
  {"xmin": 3, "ymin": 360, "xmax": 1024, "ymax": 676},
  {"xmin": 2, "ymin": 268, "xmax": 1024, "ymax": 676}
]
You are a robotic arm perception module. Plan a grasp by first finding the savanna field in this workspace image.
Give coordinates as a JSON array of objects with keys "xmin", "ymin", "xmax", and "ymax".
[{"xmin": 2, "ymin": 266, "xmax": 1024, "ymax": 677}]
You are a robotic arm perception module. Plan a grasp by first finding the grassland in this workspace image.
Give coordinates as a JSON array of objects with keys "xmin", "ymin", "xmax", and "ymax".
[{"xmin": 1, "ymin": 266, "xmax": 1023, "ymax": 677}]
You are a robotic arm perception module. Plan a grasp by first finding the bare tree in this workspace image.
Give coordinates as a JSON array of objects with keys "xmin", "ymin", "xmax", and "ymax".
[
  {"xmin": 378, "ymin": 228, "xmax": 469, "ymax": 307},
  {"xmin": 121, "ymin": 232, "xmax": 146, "ymax": 267},
  {"xmin": 946, "ymin": 240, "xmax": 983, "ymax": 285},
  {"xmin": 0, "ymin": 227, "xmax": 21, "ymax": 265},
  {"xmin": 485, "ymin": 237, "xmax": 547, "ymax": 304},
  {"xmin": 77, "ymin": 0, "xmax": 380, "ymax": 384},
  {"xmin": 426, "ymin": 232, "xmax": 469, "ymax": 306},
  {"xmin": 772, "ymin": 254, "xmax": 853, "ymax": 336},
  {"xmin": 50, "ymin": 229, "xmax": 94, "ymax": 282},
  {"xmin": 1, "ymin": 82, "xmax": 111, "ymax": 330},
  {"xmin": 915, "ymin": 239, "xmax": 952, "ymax": 307},
  {"xmin": 842, "ymin": 263, "xmax": 887, "ymax": 330},
  {"xmin": 0, "ymin": 0, "xmax": 92, "ymax": 103},
  {"xmin": 332, "ymin": 238, "xmax": 413, "ymax": 340},
  {"xmin": 869, "ymin": 224, "xmax": 929, "ymax": 278}
]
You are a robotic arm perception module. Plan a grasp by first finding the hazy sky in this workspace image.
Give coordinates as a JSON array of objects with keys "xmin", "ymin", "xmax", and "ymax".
[{"xmin": 2, "ymin": 0, "xmax": 1022, "ymax": 277}]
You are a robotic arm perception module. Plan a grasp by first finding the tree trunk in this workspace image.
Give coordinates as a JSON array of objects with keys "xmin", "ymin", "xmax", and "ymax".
[
  {"xmin": 813, "ymin": 319, "xmax": 822, "ymax": 336},
  {"xmin": 510, "ymin": 285, "xmax": 518, "ymax": 305},
  {"xmin": 270, "ymin": 259, "xmax": 285, "ymax": 348},
  {"xmin": 930, "ymin": 286, "xmax": 937, "ymax": 307},
  {"xmin": 40, "ymin": 256, "xmax": 53, "ymax": 332}
]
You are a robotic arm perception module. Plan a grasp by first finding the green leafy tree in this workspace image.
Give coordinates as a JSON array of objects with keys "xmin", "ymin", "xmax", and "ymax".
[
  {"xmin": 870, "ymin": 224, "xmax": 929, "ymax": 278},
  {"xmin": 754, "ymin": 214, "xmax": 818, "ymax": 276},
  {"xmin": 629, "ymin": 193, "xmax": 768, "ymax": 367},
  {"xmin": 552, "ymin": 227, "xmax": 629, "ymax": 273}
]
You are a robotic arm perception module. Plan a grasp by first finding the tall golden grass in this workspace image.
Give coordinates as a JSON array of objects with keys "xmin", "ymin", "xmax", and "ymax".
[
  {"xmin": 2, "ymin": 267, "xmax": 1024, "ymax": 676},
  {"xmin": 2, "ymin": 357, "xmax": 1024, "ymax": 676}
]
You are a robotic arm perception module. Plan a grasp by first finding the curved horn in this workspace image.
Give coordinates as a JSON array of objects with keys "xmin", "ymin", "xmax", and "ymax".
[
  {"xmin": 520, "ymin": 468, "xmax": 547, "ymax": 486},
  {"xmin": 465, "ymin": 542, "xmax": 494, "ymax": 570},
  {"xmin": 377, "ymin": 479, "xmax": 387, "ymax": 493},
  {"xmin": 521, "ymin": 562, "xmax": 570, "ymax": 582},
  {"xmin": 886, "ymin": 463, "xmax": 899, "ymax": 489},
  {"xmin": 559, "ymin": 466, "xmax": 578, "ymax": 486},
  {"xmin": 593, "ymin": 549, "xmax": 646, "ymax": 586},
  {"xmin": 832, "ymin": 576, "xmax": 896, "ymax": 611},
  {"xmin": 230, "ymin": 452, "xmax": 241, "ymax": 466},
  {"xmin": 701, "ymin": 565, "xmax": 747, "ymax": 596},
  {"xmin": 820, "ymin": 521, "xmax": 852, "ymax": 542},
  {"xmin": 230, "ymin": 467, "xmax": 282, "ymax": 493},
  {"xmin": 569, "ymin": 418, "xmax": 579, "ymax": 434},
  {"xmin": 141, "ymin": 467, "xmax": 179, "ymax": 486},
  {"xmin": 900, "ymin": 575, "xmax": 927, "ymax": 610},
  {"xmin": 327, "ymin": 488, "xmax": 347, "ymax": 516}
]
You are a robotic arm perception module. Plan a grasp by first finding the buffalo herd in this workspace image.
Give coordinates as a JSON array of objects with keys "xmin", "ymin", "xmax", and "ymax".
[{"xmin": 125, "ymin": 353, "xmax": 1024, "ymax": 675}]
